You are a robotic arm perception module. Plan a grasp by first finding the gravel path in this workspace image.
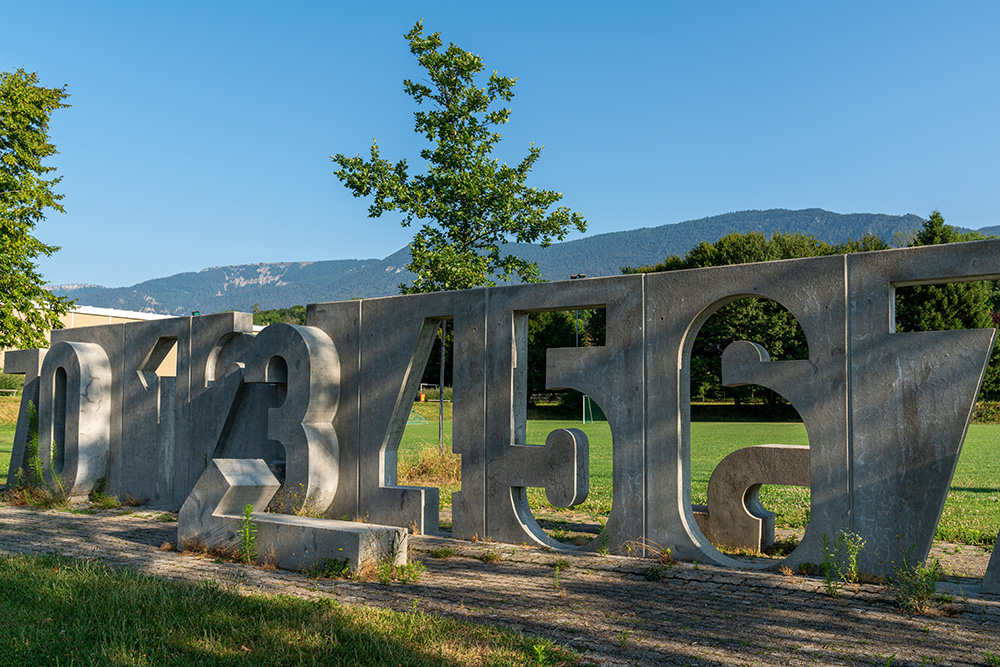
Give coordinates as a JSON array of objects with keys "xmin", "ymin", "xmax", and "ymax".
[{"xmin": 1, "ymin": 503, "xmax": 999, "ymax": 666}]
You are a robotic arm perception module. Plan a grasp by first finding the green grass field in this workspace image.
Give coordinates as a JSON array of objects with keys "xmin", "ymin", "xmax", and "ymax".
[
  {"xmin": 0, "ymin": 424, "xmax": 13, "ymax": 477},
  {"xmin": 399, "ymin": 418, "xmax": 1000, "ymax": 546}
]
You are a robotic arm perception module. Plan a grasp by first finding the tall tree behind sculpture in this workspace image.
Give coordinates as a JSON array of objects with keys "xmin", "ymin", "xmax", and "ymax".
[
  {"xmin": 0, "ymin": 69, "xmax": 73, "ymax": 349},
  {"xmin": 332, "ymin": 21, "xmax": 586, "ymax": 293},
  {"xmin": 895, "ymin": 211, "xmax": 1000, "ymax": 394}
]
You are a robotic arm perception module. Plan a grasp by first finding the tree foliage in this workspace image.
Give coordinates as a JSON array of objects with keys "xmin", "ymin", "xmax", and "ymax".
[
  {"xmin": 252, "ymin": 304, "xmax": 307, "ymax": 327},
  {"xmin": 1, "ymin": 69, "xmax": 73, "ymax": 350},
  {"xmin": 894, "ymin": 211, "xmax": 1000, "ymax": 394},
  {"xmin": 332, "ymin": 21, "xmax": 586, "ymax": 293}
]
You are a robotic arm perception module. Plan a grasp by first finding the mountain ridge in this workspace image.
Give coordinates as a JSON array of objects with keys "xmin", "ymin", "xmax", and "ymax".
[{"xmin": 52, "ymin": 208, "xmax": 955, "ymax": 315}]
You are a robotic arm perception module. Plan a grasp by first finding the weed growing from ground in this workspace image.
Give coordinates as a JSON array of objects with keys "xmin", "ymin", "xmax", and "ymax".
[
  {"xmin": 3, "ymin": 402, "xmax": 74, "ymax": 510},
  {"xmin": 428, "ymin": 547, "xmax": 454, "ymax": 558},
  {"xmin": 984, "ymin": 651, "xmax": 1000, "ymax": 667},
  {"xmin": 890, "ymin": 545, "xmax": 940, "ymax": 614},
  {"xmin": 480, "ymin": 550, "xmax": 501, "ymax": 564},
  {"xmin": 375, "ymin": 560, "xmax": 425, "ymax": 584},
  {"xmin": 319, "ymin": 558, "xmax": 352, "ymax": 578},
  {"xmin": 552, "ymin": 558, "xmax": 570, "ymax": 588},
  {"xmin": 596, "ymin": 519, "xmax": 609, "ymax": 556},
  {"xmin": 237, "ymin": 504, "xmax": 258, "ymax": 565},
  {"xmin": 90, "ymin": 489, "xmax": 121, "ymax": 511},
  {"xmin": 623, "ymin": 537, "xmax": 675, "ymax": 567},
  {"xmin": 821, "ymin": 530, "xmax": 866, "ymax": 596}
]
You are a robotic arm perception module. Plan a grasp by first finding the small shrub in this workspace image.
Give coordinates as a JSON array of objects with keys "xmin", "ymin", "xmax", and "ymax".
[
  {"xmin": 0, "ymin": 371, "xmax": 24, "ymax": 394},
  {"xmin": 320, "ymin": 558, "xmax": 352, "ymax": 578},
  {"xmin": 822, "ymin": 530, "xmax": 866, "ymax": 596},
  {"xmin": 428, "ymin": 547, "xmax": 454, "ymax": 559},
  {"xmin": 90, "ymin": 489, "xmax": 121, "ymax": 510},
  {"xmin": 891, "ymin": 546, "xmax": 940, "ymax": 614},
  {"xmin": 972, "ymin": 400, "xmax": 1000, "ymax": 424}
]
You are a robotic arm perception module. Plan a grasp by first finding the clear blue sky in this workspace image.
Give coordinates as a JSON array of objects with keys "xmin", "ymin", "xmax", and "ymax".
[{"xmin": 4, "ymin": 1, "xmax": 998, "ymax": 287}]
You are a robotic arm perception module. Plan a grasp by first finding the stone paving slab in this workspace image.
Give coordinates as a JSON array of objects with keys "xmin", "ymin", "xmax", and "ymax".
[{"xmin": 1, "ymin": 503, "xmax": 999, "ymax": 666}]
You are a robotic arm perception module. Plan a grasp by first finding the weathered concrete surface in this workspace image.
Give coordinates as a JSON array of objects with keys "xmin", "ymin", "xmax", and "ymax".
[
  {"xmin": 178, "ymin": 459, "xmax": 407, "ymax": 571},
  {"xmin": 182, "ymin": 312, "xmax": 257, "ymax": 505},
  {"xmin": 645, "ymin": 254, "xmax": 850, "ymax": 568},
  {"xmin": 36, "ymin": 341, "xmax": 112, "ymax": 499},
  {"xmin": 242, "ymin": 323, "xmax": 341, "ymax": 515},
  {"xmin": 349, "ymin": 290, "xmax": 487, "ymax": 536},
  {"xmin": 984, "ymin": 534, "xmax": 1000, "ymax": 595},
  {"xmin": 51, "ymin": 324, "xmax": 125, "ymax": 496},
  {"xmin": 486, "ymin": 276, "xmax": 645, "ymax": 552},
  {"xmin": 848, "ymin": 244, "xmax": 1000, "ymax": 575},
  {"xmin": 306, "ymin": 300, "xmax": 363, "ymax": 521},
  {"xmin": 122, "ymin": 317, "xmax": 188, "ymax": 506},
  {"xmin": 694, "ymin": 443, "xmax": 810, "ymax": 551},
  {"xmin": 9, "ymin": 239, "xmax": 1000, "ymax": 582},
  {"xmin": 3, "ymin": 348, "xmax": 46, "ymax": 489}
]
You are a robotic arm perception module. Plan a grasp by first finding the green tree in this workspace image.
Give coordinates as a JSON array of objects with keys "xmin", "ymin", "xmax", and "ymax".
[
  {"xmin": 1, "ymin": 69, "xmax": 73, "ymax": 349},
  {"xmin": 624, "ymin": 231, "xmax": 890, "ymax": 406},
  {"xmin": 252, "ymin": 305, "xmax": 307, "ymax": 326},
  {"xmin": 895, "ymin": 211, "xmax": 1000, "ymax": 395},
  {"xmin": 332, "ymin": 21, "xmax": 586, "ymax": 293}
]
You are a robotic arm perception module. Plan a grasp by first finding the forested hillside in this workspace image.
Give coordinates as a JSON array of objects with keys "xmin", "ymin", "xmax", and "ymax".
[{"xmin": 51, "ymin": 209, "xmax": 930, "ymax": 314}]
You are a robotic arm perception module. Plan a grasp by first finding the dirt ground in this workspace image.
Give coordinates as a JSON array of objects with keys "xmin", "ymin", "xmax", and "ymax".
[{"xmin": 1, "ymin": 503, "xmax": 999, "ymax": 666}]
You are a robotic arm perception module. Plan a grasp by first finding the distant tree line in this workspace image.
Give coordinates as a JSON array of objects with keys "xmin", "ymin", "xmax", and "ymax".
[{"xmin": 252, "ymin": 304, "xmax": 307, "ymax": 326}]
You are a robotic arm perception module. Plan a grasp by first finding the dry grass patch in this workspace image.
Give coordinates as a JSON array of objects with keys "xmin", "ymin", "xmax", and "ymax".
[
  {"xmin": 0, "ymin": 395, "xmax": 20, "ymax": 424},
  {"xmin": 398, "ymin": 447, "xmax": 461, "ymax": 487}
]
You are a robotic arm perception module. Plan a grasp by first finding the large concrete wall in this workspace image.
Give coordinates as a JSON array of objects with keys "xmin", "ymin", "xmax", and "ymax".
[{"xmin": 5, "ymin": 240, "xmax": 1000, "ymax": 586}]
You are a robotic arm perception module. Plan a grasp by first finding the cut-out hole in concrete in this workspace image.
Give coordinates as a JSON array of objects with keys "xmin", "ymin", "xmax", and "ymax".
[
  {"xmin": 397, "ymin": 319, "xmax": 460, "ymax": 535},
  {"xmin": 688, "ymin": 297, "xmax": 811, "ymax": 558},
  {"xmin": 522, "ymin": 308, "xmax": 608, "ymax": 549}
]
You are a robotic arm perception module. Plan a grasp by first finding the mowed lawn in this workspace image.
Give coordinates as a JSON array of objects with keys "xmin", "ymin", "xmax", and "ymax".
[
  {"xmin": 399, "ymin": 418, "xmax": 1000, "ymax": 546},
  {"xmin": 1, "ymin": 396, "xmax": 997, "ymax": 546}
]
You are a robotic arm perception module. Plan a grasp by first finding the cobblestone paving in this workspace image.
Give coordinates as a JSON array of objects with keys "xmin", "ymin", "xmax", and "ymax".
[{"xmin": 2, "ymin": 503, "xmax": 999, "ymax": 666}]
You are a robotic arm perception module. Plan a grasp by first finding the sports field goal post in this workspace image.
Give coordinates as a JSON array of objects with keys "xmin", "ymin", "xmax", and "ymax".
[{"xmin": 582, "ymin": 395, "xmax": 606, "ymax": 424}]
